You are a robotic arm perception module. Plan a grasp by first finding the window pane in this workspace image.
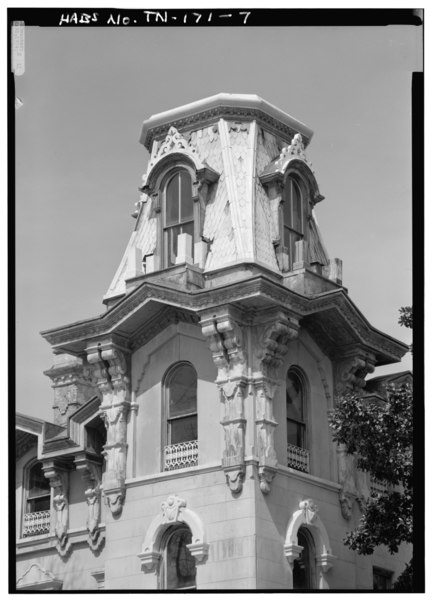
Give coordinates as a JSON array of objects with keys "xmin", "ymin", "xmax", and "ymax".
[
  {"xmin": 168, "ymin": 365, "xmax": 197, "ymax": 418},
  {"xmin": 28, "ymin": 463, "xmax": 50, "ymax": 498},
  {"xmin": 291, "ymin": 179, "xmax": 302, "ymax": 233},
  {"xmin": 283, "ymin": 188, "xmax": 292, "ymax": 228},
  {"xmin": 181, "ymin": 221, "xmax": 194, "ymax": 244},
  {"xmin": 166, "ymin": 174, "xmax": 180, "ymax": 226},
  {"xmin": 170, "ymin": 415, "xmax": 198, "ymax": 445},
  {"xmin": 286, "ymin": 372, "xmax": 304, "ymax": 420},
  {"xmin": 29, "ymin": 495, "xmax": 51, "ymax": 513},
  {"xmin": 165, "ymin": 225, "xmax": 182, "ymax": 267},
  {"xmin": 287, "ymin": 420, "xmax": 303, "ymax": 447},
  {"xmin": 166, "ymin": 528, "xmax": 196, "ymax": 590},
  {"xmin": 180, "ymin": 172, "xmax": 193, "ymax": 221}
]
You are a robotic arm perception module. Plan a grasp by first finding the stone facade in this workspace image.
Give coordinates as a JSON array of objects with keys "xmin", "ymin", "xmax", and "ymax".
[{"xmin": 16, "ymin": 94, "xmax": 410, "ymax": 590}]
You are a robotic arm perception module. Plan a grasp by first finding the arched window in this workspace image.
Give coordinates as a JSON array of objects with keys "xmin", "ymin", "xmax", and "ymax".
[
  {"xmin": 164, "ymin": 363, "xmax": 198, "ymax": 470},
  {"xmin": 283, "ymin": 175, "xmax": 305, "ymax": 269},
  {"xmin": 293, "ymin": 527, "xmax": 316, "ymax": 589},
  {"xmin": 163, "ymin": 170, "xmax": 194, "ymax": 268},
  {"xmin": 286, "ymin": 368, "xmax": 309, "ymax": 472},
  {"xmin": 23, "ymin": 462, "xmax": 51, "ymax": 537},
  {"xmin": 159, "ymin": 525, "xmax": 197, "ymax": 590}
]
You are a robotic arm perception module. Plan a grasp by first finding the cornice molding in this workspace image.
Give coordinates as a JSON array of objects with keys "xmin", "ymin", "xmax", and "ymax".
[
  {"xmin": 41, "ymin": 276, "xmax": 407, "ymax": 364},
  {"xmin": 140, "ymin": 93, "xmax": 313, "ymax": 151}
]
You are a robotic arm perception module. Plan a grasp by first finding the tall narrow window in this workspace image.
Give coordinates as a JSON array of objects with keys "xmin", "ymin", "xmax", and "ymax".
[
  {"xmin": 293, "ymin": 527, "xmax": 316, "ymax": 589},
  {"xmin": 163, "ymin": 171, "xmax": 194, "ymax": 267},
  {"xmin": 164, "ymin": 363, "xmax": 198, "ymax": 470},
  {"xmin": 283, "ymin": 176, "xmax": 304, "ymax": 269},
  {"xmin": 23, "ymin": 462, "xmax": 51, "ymax": 537},
  {"xmin": 286, "ymin": 368, "xmax": 309, "ymax": 472},
  {"xmin": 160, "ymin": 525, "xmax": 197, "ymax": 590}
]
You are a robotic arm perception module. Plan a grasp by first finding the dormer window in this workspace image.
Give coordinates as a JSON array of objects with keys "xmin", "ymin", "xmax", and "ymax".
[
  {"xmin": 163, "ymin": 170, "xmax": 194, "ymax": 268},
  {"xmin": 283, "ymin": 176, "xmax": 305, "ymax": 270}
]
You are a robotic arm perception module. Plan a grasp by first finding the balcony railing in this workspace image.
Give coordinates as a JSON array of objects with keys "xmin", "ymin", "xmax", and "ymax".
[
  {"xmin": 164, "ymin": 440, "xmax": 198, "ymax": 471},
  {"xmin": 287, "ymin": 443, "xmax": 310, "ymax": 473},
  {"xmin": 22, "ymin": 510, "xmax": 51, "ymax": 537},
  {"xmin": 370, "ymin": 477, "xmax": 390, "ymax": 497}
]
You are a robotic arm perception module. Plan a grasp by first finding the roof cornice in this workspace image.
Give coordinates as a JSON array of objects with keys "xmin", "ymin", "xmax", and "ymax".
[
  {"xmin": 140, "ymin": 93, "xmax": 314, "ymax": 151},
  {"xmin": 40, "ymin": 275, "xmax": 407, "ymax": 365}
]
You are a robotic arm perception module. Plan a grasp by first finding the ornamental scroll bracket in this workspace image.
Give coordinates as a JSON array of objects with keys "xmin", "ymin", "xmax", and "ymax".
[
  {"xmin": 200, "ymin": 307, "xmax": 248, "ymax": 495},
  {"xmin": 74, "ymin": 452, "xmax": 104, "ymax": 552},
  {"xmin": 86, "ymin": 340, "xmax": 131, "ymax": 517},
  {"xmin": 334, "ymin": 350, "xmax": 376, "ymax": 396},
  {"xmin": 253, "ymin": 312, "xmax": 299, "ymax": 494},
  {"xmin": 42, "ymin": 460, "xmax": 72, "ymax": 557}
]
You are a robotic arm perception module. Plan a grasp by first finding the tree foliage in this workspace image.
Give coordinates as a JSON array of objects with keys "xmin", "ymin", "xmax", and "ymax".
[{"xmin": 329, "ymin": 308, "xmax": 413, "ymax": 590}]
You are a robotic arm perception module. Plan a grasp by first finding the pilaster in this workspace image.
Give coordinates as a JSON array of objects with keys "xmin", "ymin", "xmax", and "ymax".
[
  {"xmin": 200, "ymin": 306, "xmax": 248, "ymax": 494},
  {"xmin": 252, "ymin": 310, "xmax": 299, "ymax": 493}
]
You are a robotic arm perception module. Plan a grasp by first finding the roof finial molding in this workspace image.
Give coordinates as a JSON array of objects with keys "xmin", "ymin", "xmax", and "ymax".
[
  {"xmin": 141, "ymin": 126, "xmax": 212, "ymax": 192},
  {"xmin": 277, "ymin": 133, "xmax": 314, "ymax": 172}
]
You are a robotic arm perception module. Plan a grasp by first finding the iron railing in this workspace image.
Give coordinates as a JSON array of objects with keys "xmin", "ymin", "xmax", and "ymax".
[
  {"xmin": 287, "ymin": 443, "xmax": 310, "ymax": 473},
  {"xmin": 22, "ymin": 510, "xmax": 51, "ymax": 537},
  {"xmin": 164, "ymin": 440, "xmax": 198, "ymax": 471}
]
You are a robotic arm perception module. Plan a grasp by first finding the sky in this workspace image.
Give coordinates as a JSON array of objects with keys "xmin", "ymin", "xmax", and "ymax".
[{"xmin": 14, "ymin": 18, "xmax": 421, "ymax": 421}]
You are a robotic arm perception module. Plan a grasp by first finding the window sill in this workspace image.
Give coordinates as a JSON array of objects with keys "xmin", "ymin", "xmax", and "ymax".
[{"xmin": 125, "ymin": 461, "xmax": 221, "ymax": 489}]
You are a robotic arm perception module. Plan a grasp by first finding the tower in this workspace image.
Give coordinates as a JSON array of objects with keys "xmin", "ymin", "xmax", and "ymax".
[{"xmin": 16, "ymin": 94, "xmax": 409, "ymax": 590}]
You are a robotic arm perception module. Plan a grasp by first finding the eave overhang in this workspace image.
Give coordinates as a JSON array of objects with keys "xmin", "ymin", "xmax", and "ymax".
[
  {"xmin": 140, "ymin": 93, "xmax": 313, "ymax": 151},
  {"xmin": 41, "ymin": 275, "xmax": 407, "ymax": 367}
]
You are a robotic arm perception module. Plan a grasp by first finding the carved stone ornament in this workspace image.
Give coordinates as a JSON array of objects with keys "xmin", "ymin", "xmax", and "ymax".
[
  {"xmin": 299, "ymin": 499, "xmax": 319, "ymax": 524},
  {"xmin": 42, "ymin": 462, "xmax": 72, "ymax": 557},
  {"xmin": 161, "ymin": 495, "xmax": 187, "ymax": 523},
  {"xmin": 75, "ymin": 453, "xmax": 104, "ymax": 551},
  {"xmin": 86, "ymin": 341, "xmax": 131, "ymax": 516}
]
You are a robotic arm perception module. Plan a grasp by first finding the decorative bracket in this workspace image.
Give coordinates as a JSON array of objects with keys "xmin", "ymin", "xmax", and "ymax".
[
  {"xmin": 86, "ymin": 339, "xmax": 131, "ymax": 516},
  {"xmin": 334, "ymin": 350, "xmax": 376, "ymax": 395},
  {"xmin": 42, "ymin": 460, "xmax": 72, "ymax": 556},
  {"xmin": 74, "ymin": 452, "xmax": 104, "ymax": 551},
  {"xmin": 253, "ymin": 311, "xmax": 299, "ymax": 494}
]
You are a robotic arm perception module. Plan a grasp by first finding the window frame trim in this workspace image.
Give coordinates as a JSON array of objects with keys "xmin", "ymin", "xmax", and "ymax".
[
  {"xmin": 21, "ymin": 458, "xmax": 53, "ymax": 539},
  {"xmin": 286, "ymin": 366, "xmax": 310, "ymax": 458},
  {"xmin": 162, "ymin": 361, "xmax": 198, "ymax": 469},
  {"xmin": 158, "ymin": 524, "xmax": 197, "ymax": 591}
]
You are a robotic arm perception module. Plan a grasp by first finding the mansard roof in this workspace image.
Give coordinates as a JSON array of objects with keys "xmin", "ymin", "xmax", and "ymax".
[{"xmin": 139, "ymin": 93, "xmax": 314, "ymax": 151}]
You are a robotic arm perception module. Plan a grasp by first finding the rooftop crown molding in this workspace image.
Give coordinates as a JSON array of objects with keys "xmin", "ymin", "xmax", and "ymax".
[{"xmin": 140, "ymin": 93, "xmax": 313, "ymax": 151}]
